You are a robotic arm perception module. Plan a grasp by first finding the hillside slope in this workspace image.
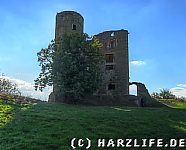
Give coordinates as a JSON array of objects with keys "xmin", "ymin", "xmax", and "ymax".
[{"xmin": 0, "ymin": 98, "xmax": 186, "ymax": 150}]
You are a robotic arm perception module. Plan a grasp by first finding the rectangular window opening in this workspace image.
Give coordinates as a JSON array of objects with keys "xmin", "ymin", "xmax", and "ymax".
[
  {"xmin": 107, "ymin": 39, "xmax": 117, "ymax": 49},
  {"xmin": 105, "ymin": 54, "xmax": 114, "ymax": 63},
  {"xmin": 72, "ymin": 24, "xmax": 77, "ymax": 30},
  {"xmin": 108, "ymin": 83, "xmax": 115, "ymax": 90}
]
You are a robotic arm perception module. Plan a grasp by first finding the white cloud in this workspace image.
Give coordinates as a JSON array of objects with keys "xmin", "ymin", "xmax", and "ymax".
[
  {"xmin": 170, "ymin": 86, "xmax": 186, "ymax": 98},
  {"xmin": 130, "ymin": 60, "xmax": 146, "ymax": 66},
  {"xmin": 177, "ymin": 84, "xmax": 186, "ymax": 87},
  {"xmin": 1, "ymin": 76, "xmax": 33, "ymax": 91},
  {"xmin": 0, "ymin": 75, "xmax": 52, "ymax": 101}
]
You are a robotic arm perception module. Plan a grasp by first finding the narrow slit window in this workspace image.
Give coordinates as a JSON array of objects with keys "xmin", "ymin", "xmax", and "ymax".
[
  {"xmin": 105, "ymin": 54, "xmax": 114, "ymax": 63},
  {"xmin": 110, "ymin": 40, "xmax": 115, "ymax": 49},
  {"xmin": 72, "ymin": 24, "xmax": 77, "ymax": 30}
]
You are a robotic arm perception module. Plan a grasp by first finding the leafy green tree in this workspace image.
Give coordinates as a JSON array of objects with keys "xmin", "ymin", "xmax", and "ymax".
[
  {"xmin": 34, "ymin": 40, "xmax": 55, "ymax": 91},
  {"xmin": 0, "ymin": 77, "xmax": 20, "ymax": 95},
  {"xmin": 35, "ymin": 33, "xmax": 103, "ymax": 101},
  {"xmin": 159, "ymin": 89, "xmax": 175, "ymax": 99}
]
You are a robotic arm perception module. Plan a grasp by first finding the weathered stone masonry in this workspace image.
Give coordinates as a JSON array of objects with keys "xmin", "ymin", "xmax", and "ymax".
[
  {"xmin": 52, "ymin": 11, "xmax": 129, "ymax": 101},
  {"xmin": 49, "ymin": 11, "xmax": 164, "ymax": 107},
  {"xmin": 52, "ymin": 11, "xmax": 84, "ymax": 102},
  {"xmin": 95, "ymin": 30, "xmax": 129, "ymax": 96},
  {"xmin": 55, "ymin": 11, "xmax": 84, "ymax": 39}
]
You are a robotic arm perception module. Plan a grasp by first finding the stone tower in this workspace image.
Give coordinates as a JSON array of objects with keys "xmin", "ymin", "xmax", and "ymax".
[
  {"xmin": 55, "ymin": 11, "xmax": 84, "ymax": 39},
  {"xmin": 95, "ymin": 30, "xmax": 129, "ymax": 96},
  {"xmin": 50, "ymin": 11, "xmax": 84, "ymax": 102}
]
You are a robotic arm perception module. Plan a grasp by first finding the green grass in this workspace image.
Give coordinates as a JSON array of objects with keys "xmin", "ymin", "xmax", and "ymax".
[
  {"xmin": 0, "ymin": 99, "xmax": 33, "ymax": 127},
  {"xmin": 0, "ymin": 99, "xmax": 186, "ymax": 150},
  {"xmin": 158, "ymin": 99, "xmax": 186, "ymax": 109}
]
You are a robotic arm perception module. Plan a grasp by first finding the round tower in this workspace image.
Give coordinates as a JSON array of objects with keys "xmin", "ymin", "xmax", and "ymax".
[{"xmin": 55, "ymin": 11, "xmax": 84, "ymax": 39}]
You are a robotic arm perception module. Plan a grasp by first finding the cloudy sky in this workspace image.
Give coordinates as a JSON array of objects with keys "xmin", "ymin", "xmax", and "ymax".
[{"xmin": 0, "ymin": 0, "xmax": 186, "ymax": 100}]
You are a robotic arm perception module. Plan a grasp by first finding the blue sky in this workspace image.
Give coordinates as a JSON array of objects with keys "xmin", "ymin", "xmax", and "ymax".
[{"xmin": 0, "ymin": 0, "xmax": 186, "ymax": 100}]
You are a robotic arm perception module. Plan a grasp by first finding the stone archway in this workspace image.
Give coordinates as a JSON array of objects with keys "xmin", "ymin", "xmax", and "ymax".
[
  {"xmin": 129, "ymin": 82, "xmax": 151, "ymax": 107},
  {"xmin": 129, "ymin": 82, "xmax": 151, "ymax": 98}
]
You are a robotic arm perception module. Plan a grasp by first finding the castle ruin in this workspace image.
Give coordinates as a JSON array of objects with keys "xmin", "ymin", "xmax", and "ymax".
[{"xmin": 49, "ymin": 11, "xmax": 164, "ymax": 107}]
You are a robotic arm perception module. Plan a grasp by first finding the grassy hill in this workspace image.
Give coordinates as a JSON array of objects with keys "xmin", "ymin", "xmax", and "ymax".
[
  {"xmin": 158, "ymin": 99, "xmax": 186, "ymax": 109},
  {"xmin": 0, "ymin": 96, "xmax": 186, "ymax": 150}
]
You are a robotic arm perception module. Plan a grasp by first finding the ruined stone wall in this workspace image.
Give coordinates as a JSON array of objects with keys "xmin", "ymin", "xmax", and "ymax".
[
  {"xmin": 137, "ymin": 83, "xmax": 151, "ymax": 98},
  {"xmin": 53, "ymin": 11, "xmax": 129, "ymax": 102},
  {"xmin": 130, "ymin": 82, "xmax": 151, "ymax": 98},
  {"xmin": 95, "ymin": 30, "xmax": 129, "ymax": 96},
  {"xmin": 129, "ymin": 82, "xmax": 165, "ymax": 107},
  {"xmin": 49, "ymin": 11, "xmax": 165, "ymax": 107}
]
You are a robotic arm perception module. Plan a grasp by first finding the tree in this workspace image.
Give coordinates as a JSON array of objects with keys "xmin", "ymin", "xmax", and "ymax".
[
  {"xmin": 151, "ymin": 92, "xmax": 160, "ymax": 99},
  {"xmin": 0, "ymin": 77, "xmax": 20, "ymax": 95},
  {"xmin": 34, "ymin": 40, "xmax": 55, "ymax": 91},
  {"xmin": 159, "ymin": 89, "xmax": 175, "ymax": 99},
  {"xmin": 35, "ymin": 33, "xmax": 103, "ymax": 101}
]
